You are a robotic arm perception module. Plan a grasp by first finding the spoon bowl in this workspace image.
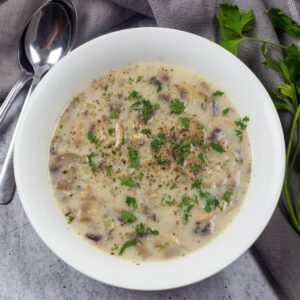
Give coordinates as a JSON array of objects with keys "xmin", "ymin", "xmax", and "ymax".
[{"xmin": 25, "ymin": 2, "xmax": 71, "ymax": 73}]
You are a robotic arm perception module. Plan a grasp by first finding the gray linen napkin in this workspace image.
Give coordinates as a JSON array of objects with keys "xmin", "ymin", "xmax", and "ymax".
[{"xmin": 1, "ymin": 0, "xmax": 300, "ymax": 299}]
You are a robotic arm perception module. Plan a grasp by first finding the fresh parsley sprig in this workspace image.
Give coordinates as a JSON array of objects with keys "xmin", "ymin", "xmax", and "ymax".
[{"xmin": 217, "ymin": 4, "xmax": 300, "ymax": 232}]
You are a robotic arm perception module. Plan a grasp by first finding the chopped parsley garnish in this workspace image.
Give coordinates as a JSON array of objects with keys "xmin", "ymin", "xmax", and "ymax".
[
  {"xmin": 128, "ymin": 90, "xmax": 141, "ymax": 100},
  {"xmin": 151, "ymin": 132, "xmax": 167, "ymax": 150},
  {"xmin": 191, "ymin": 163, "xmax": 200, "ymax": 173},
  {"xmin": 125, "ymin": 195, "xmax": 138, "ymax": 209},
  {"xmin": 210, "ymin": 142, "xmax": 225, "ymax": 153},
  {"xmin": 203, "ymin": 192, "xmax": 222, "ymax": 213},
  {"xmin": 134, "ymin": 172, "xmax": 144, "ymax": 181},
  {"xmin": 87, "ymin": 132, "xmax": 101, "ymax": 149},
  {"xmin": 157, "ymin": 155, "xmax": 168, "ymax": 165},
  {"xmin": 173, "ymin": 138, "xmax": 192, "ymax": 165},
  {"xmin": 119, "ymin": 176, "xmax": 135, "ymax": 187},
  {"xmin": 222, "ymin": 107, "xmax": 230, "ymax": 115},
  {"xmin": 170, "ymin": 98, "xmax": 185, "ymax": 114},
  {"xmin": 161, "ymin": 195, "xmax": 175, "ymax": 206},
  {"xmin": 86, "ymin": 152, "xmax": 97, "ymax": 172},
  {"xmin": 110, "ymin": 110, "xmax": 119, "ymax": 119},
  {"xmin": 105, "ymin": 165, "xmax": 112, "ymax": 177},
  {"xmin": 135, "ymin": 223, "xmax": 159, "ymax": 236},
  {"xmin": 135, "ymin": 223, "xmax": 145, "ymax": 235},
  {"xmin": 108, "ymin": 128, "xmax": 115, "ymax": 135},
  {"xmin": 128, "ymin": 90, "xmax": 160, "ymax": 124},
  {"xmin": 121, "ymin": 211, "xmax": 137, "ymax": 223},
  {"xmin": 118, "ymin": 239, "xmax": 137, "ymax": 255},
  {"xmin": 235, "ymin": 116, "xmax": 250, "ymax": 141},
  {"xmin": 223, "ymin": 191, "xmax": 233, "ymax": 203},
  {"xmin": 141, "ymin": 128, "xmax": 151, "ymax": 136},
  {"xmin": 178, "ymin": 196, "xmax": 198, "ymax": 223},
  {"xmin": 148, "ymin": 228, "xmax": 159, "ymax": 235},
  {"xmin": 157, "ymin": 82, "xmax": 162, "ymax": 92},
  {"xmin": 180, "ymin": 117, "xmax": 190, "ymax": 128},
  {"xmin": 213, "ymin": 90, "xmax": 224, "ymax": 96},
  {"xmin": 191, "ymin": 179, "xmax": 202, "ymax": 190},
  {"xmin": 170, "ymin": 183, "xmax": 177, "ymax": 190},
  {"xmin": 191, "ymin": 180, "xmax": 222, "ymax": 213},
  {"xmin": 67, "ymin": 215, "xmax": 74, "ymax": 224},
  {"xmin": 198, "ymin": 152, "xmax": 206, "ymax": 163},
  {"xmin": 128, "ymin": 146, "xmax": 140, "ymax": 169}
]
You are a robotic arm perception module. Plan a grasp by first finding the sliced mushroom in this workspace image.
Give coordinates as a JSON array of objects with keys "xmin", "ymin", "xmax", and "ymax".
[
  {"xmin": 207, "ymin": 117, "xmax": 236, "ymax": 149},
  {"xmin": 175, "ymin": 84, "xmax": 188, "ymax": 99},
  {"xmin": 85, "ymin": 233, "xmax": 102, "ymax": 242},
  {"xmin": 71, "ymin": 119, "xmax": 86, "ymax": 147},
  {"xmin": 136, "ymin": 242, "xmax": 152, "ymax": 258},
  {"xmin": 49, "ymin": 153, "xmax": 85, "ymax": 172},
  {"xmin": 78, "ymin": 187, "xmax": 100, "ymax": 222},
  {"xmin": 160, "ymin": 231, "xmax": 181, "ymax": 245}
]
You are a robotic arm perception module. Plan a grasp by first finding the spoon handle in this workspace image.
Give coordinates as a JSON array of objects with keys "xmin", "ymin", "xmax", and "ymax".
[
  {"xmin": 0, "ymin": 74, "xmax": 41, "ymax": 204},
  {"xmin": 0, "ymin": 73, "xmax": 33, "ymax": 126}
]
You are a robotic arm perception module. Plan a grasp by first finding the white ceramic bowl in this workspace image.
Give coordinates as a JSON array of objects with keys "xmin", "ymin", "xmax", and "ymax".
[{"xmin": 14, "ymin": 28, "xmax": 285, "ymax": 290}]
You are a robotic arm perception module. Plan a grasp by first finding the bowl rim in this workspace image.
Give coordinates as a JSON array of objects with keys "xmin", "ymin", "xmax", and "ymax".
[{"xmin": 14, "ymin": 27, "xmax": 286, "ymax": 291}]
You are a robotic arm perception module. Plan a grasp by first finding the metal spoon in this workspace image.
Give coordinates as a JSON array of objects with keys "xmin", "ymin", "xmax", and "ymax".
[{"xmin": 0, "ymin": 1, "xmax": 74, "ymax": 204}]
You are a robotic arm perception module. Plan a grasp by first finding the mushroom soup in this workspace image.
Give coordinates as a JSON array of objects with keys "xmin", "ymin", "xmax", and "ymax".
[{"xmin": 49, "ymin": 63, "xmax": 251, "ymax": 261}]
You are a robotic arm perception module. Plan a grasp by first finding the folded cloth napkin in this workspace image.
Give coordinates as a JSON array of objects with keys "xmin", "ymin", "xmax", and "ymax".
[{"xmin": 1, "ymin": 0, "xmax": 300, "ymax": 299}]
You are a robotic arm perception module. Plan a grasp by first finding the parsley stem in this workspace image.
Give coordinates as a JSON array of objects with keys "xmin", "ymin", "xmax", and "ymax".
[
  {"xmin": 284, "ymin": 104, "xmax": 300, "ymax": 232},
  {"xmin": 242, "ymin": 36, "xmax": 288, "ymax": 49}
]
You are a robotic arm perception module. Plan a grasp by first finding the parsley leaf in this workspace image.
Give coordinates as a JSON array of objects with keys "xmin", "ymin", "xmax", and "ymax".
[
  {"xmin": 223, "ymin": 191, "xmax": 233, "ymax": 203},
  {"xmin": 216, "ymin": 4, "xmax": 254, "ymax": 54},
  {"xmin": 118, "ymin": 239, "xmax": 137, "ymax": 255},
  {"xmin": 210, "ymin": 142, "xmax": 225, "ymax": 153},
  {"xmin": 203, "ymin": 192, "xmax": 222, "ymax": 213},
  {"xmin": 119, "ymin": 176, "xmax": 135, "ymax": 187},
  {"xmin": 128, "ymin": 146, "xmax": 140, "ymax": 169},
  {"xmin": 121, "ymin": 211, "xmax": 137, "ymax": 223},
  {"xmin": 222, "ymin": 107, "xmax": 230, "ymax": 115},
  {"xmin": 172, "ymin": 138, "xmax": 192, "ymax": 165},
  {"xmin": 191, "ymin": 180, "xmax": 222, "ymax": 213},
  {"xmin": 235, "ymin": 116, "xmax": 250, "ymax": 141},
  {"xmin": 161, "ymin": 196, "xmax": 175, "ymax": 206},
  {"xmin": 151, "ymin": 132, "xmax": 167, "ymax": 150},
  {"xmin": 128, "ymin": 91, "xmax": 160, "ymax": 124},
  {"xmin": 125, "ymin": 196, "xmax": 138, "ymax": 209},
  {"xmin": 170, "ymin": 183, "xmax": 177, "ymax": 190},
  {"xmin": 134, "ymin": 172, "xmax": 144, "ymax": 181},
  {"xmin": 213, "ymin": 90, "xmax": 224, "ymax": 96},
  {"xmin": 67, "ymin": 215, "xmax": 74, "ymax": 224},
  {"xmin": 105, "ymin": 165, "xmax": 112, "ymax": 177},
  {"xmin": 87, "ymin": 132, "xmax": 101, "ymax": 149},
  {"xmin": 180, "ymin": 117, "xmax": 190, "ymax": 128},
  {"xmin": 135, "ymin": 223, "xmax": 159, "ymax": 236},
  {"xmin": 267, "ymin": 8, "xmax": 300, "ymax": 39},
  {"xmin": 110, "ymin": 110, "xmax": 119, "ymax": 119},
  {"xmin": 86, "ymin": 152, "xmax": 97, "ymax": 172},
  {"xmin": 170, "ymin": 99, "xmax": 185, "ymax": 114},
  {"xmin": 141, "ymin": 128, "xmax": 151, "ymax": 136},
  {"xmin": 178, "ymin": 196, "xmax": 198, "ymax": 224},
  {"xmin": 108, "ymin": 128, "xmax": 115, "ymax": 135},
  {"xmin": 135, "ymin": 223, "xmax": 145, "ymax": 235},
  {"xmin": 198, "ymin": 152, "xmax": 206, "ymax": 163}
]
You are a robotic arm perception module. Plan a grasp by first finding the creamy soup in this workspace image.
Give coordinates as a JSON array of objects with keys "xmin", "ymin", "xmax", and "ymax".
[{"xmin": 49, "ymin": 63, "xmax": 251, "ymax": 262}]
